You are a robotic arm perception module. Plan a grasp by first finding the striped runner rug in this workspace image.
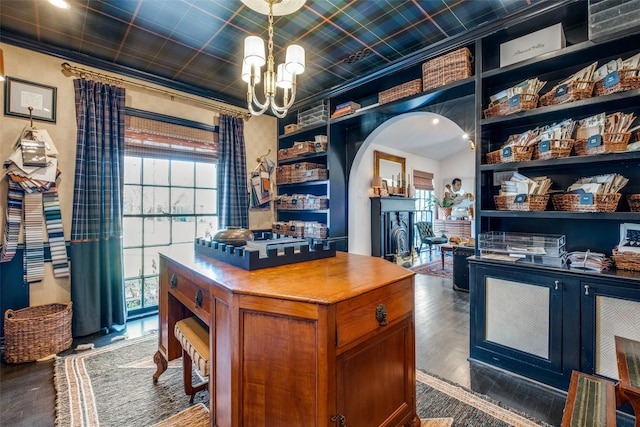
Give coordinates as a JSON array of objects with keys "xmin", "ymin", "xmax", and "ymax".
[{"xmin": 55, "ymin": 333, "xmax": 550, "ymax": 426}]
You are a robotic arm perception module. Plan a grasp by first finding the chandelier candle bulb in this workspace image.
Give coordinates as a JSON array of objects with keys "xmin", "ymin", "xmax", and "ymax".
[
  {"xmin": 285, "ymin": 44, "xmax": 305, "ymax": 75},
  {"xmin": 276, "ymin": 64, "xmax": 293, "ymax": 89},
  {"xmin": 241, "ymin": 0, "xmax": 306, "ymax": 117},
  {"xmin": 244, "ymin": 36, "xmax": 266, "ymax": 67}
]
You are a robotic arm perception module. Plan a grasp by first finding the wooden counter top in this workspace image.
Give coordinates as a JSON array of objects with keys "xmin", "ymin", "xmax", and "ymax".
[{"xmin": 161, "ymin": 244, "xmax": 415, "ymax": 305}]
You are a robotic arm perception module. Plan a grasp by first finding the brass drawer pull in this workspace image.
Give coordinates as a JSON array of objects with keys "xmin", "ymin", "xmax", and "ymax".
[
  {"xmin": 195, "ymin": 289, "xmax": 203, "ymax": 309},
  {"xmin": 331, "ymin": 414, "xmax": 346, "ymax": 426},
  {"xmin": 170, "ymin": 274, "xmax": 178, "ymax": 289},
  {"xmin": 375, "ymin": 304, "xmax": 388, "ymax": 326}
]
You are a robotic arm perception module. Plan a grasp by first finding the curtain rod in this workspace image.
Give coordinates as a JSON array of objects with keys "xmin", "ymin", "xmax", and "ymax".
[{"xmin": 60, "ymin": 62, "xmax": 251, "ymax": 120}]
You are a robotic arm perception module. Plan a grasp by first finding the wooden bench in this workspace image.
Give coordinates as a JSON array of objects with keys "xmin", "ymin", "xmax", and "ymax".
[
  {"xmin": 174, "ymin": 317, "xmax": 210, "ymax": 403},
  {"xmin": 562, "ymin": 370, "xmax": 617, "ymax": 427},
  {"xmin": 615, "ymin": 335, "xmax": 640, "ymax": 427}
]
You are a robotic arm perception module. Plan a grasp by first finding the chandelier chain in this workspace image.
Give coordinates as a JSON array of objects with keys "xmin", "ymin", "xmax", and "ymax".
[{"xmin": 268, "ymin": 2, "xmax": 274, "ymax": 65}]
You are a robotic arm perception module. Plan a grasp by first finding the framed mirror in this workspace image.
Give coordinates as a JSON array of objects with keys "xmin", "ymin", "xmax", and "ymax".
[{"xmin": 374, "ymin": 150, "xmax": 406, "ymax": 194}]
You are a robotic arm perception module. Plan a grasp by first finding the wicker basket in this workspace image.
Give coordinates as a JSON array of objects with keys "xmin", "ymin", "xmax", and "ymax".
[
  {"xmin": 551, "ymin": 193, "xmax": 621, "ymax": 212},
  {"xmin": 612, "ymin": 248, "xmax": 640, "ymax": 271},
  {"xmin": 378, "ymin": 79, "xmax": 422, "ymax": 104},
  {"xmin": 485, "ymin": 150, "xmax": 501, "ymax": 164},
  {"xmin": 494, "ymin": 194, "xmax": 549, "ymax": 211},
  {"xmin": 487, "ymin": 145, "xmax": 534, "ymax": 163},
  {"xmin": 594, "ymin": 68, "xmax": 640, "ymax": 97},
  {"xmin": 272, "ymin": 221, "xmax": 306, "ymax": 238},
  {"xmin": 483, "ymin": 93, "xmax": 539, "ymax": 118},
  {"xmin": 573, "ymin": 132, "xmax": 631, "ymax": 156},
  {"xmin": 422, "ymin": 47, "xmax": 473, "ymax": 91},
  {"xmin": 533, "ymin": 139, "xmax": 574, "ymax": 160},
  {"xmin": 3, "ymin": 302, "xmax": 73, "ymax": 363},
  {"xmin": 304, "ymin": 222, "xmax": 329, "ymax": 239},
  {"xmin": 627, "ymin": 194, "xmax": 640, "ymax": 212},
  {"xmin": 284, "ymin": 123, "xmax": 299, "ymax": 134},
  {"xmin": 538, "ymin": 81, "xmax": 594, "ymax": 107}
]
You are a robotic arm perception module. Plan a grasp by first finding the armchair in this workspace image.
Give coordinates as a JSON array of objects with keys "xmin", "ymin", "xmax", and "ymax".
[{"xmin": 415, "ymin": 221, "xmax": 448, "ymax": 253}]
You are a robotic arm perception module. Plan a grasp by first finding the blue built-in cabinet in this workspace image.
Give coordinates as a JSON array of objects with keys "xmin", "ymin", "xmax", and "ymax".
[{"xmin": 470, "ymin": 0, "xmax": 640, "ymax": 399}]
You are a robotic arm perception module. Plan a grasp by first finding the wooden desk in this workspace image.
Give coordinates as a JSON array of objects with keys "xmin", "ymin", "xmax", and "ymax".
[{"xmin": 153, "ymin": 246, "xmax": 419, "ymax": 427}]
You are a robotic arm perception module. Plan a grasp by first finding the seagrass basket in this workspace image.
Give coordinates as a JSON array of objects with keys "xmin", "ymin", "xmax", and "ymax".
[
  {"xmin": 573, "ymin": 132, "xmax": 631, "ymax": 156},
  {"xmin": 538, "ymin": 81, "xmax": 594, "ymax": 107},
  {"xmin": 378, "ymin": 79, "xmax": 422, "ymax": 104},
  {"xmin": 533, "ymin": 139, "xmax": 574, "ymax": 160},
  {"xmin": 612, "ymin": 249, "xmax": 640, "ymax": 271},
  {"xmin": 594, "ymin": 68, "xmax": 640, "ymax": 96},
  {"xmin": 551, "ymin": 193, "xmax": 621, "ymax": 213},
  {"xmin": 483, "ymin": 93, "xmax": 539, "ymax": 118},
  {"xmin": 487, "ymin": 145, "xmax": 534, "ymax": 163},
  {"xmin": 627, "ymin": 194, "xmax": 640, "ymax": 212},
  {"xmin": 422, "ymin": 47, "xmax": 473, "ymax": 91},
  {"xmin": 494, "ymin": 194, "xmax": 549, "ymax": 211},
  {"xmin": 3, "ymin": 302, "xmax": 73, "ymax": 363}
]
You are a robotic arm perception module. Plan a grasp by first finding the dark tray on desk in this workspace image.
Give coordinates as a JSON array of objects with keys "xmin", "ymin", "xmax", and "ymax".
[{"xmin": 194, "ymin": 238, "xmax": 336, "ymax": 270}]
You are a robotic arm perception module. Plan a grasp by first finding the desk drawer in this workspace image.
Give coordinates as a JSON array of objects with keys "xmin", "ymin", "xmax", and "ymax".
[
  {"xmin": 167, "ymin": 264, "xmax": 211, "ymax": 322},
  {"xmin": 336, "ymin": 278, "xmax": 413, "ymax": 348}
]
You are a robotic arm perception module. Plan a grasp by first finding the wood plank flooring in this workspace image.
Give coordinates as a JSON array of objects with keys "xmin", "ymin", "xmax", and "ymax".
[{"xmin": 0, "ymin": 256, "xmax": 632, "ymax": 426}]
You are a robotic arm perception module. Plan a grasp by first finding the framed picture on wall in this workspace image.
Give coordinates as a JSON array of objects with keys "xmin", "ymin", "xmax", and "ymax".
[{"xmin": 5, "ymin": 77, "xmax": 57, "ymax": 123}]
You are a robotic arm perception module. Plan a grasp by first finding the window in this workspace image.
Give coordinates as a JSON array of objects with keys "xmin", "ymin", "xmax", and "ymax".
[
  {"xmin": 413, "ymin": 169, "xmax": 435, "ymax": 248},
  {"xmin": 123, "ymin": 112, "xmax": 218, "ymax": 316}
]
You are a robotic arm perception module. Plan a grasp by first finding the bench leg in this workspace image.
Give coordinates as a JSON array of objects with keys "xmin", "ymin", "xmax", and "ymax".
[{"xmin": 182, "ymin": 350, "xmax": 209, "ymax": 404}]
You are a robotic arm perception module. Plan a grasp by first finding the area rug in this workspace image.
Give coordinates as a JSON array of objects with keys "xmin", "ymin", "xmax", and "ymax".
[
  {"xmin": 55, "ymin": 333, "xmax": 549, "ymax": 426},
  {"xmin": 411, "ymin": 255, "xmax": 453, "ymax": 279}
]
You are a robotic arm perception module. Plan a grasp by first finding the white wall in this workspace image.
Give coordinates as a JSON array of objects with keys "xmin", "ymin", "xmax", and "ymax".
[
  {"xmin": 348, "ymin": 111, "xmax": 472, "ymax": 256},
  {"xmin": 439, "ymin": 149, "xmax": 476, "ymax": 200}
]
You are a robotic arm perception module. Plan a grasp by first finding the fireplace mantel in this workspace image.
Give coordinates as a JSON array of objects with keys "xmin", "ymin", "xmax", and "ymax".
[{"xmin": 370, "ymin": 197, "xmax": 416, "ymax": 260}]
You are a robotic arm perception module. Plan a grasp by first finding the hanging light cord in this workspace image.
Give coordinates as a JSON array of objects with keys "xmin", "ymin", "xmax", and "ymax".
[{"xmin": 61, "ymin": 62, "xmax": 251, "ymax": 120}]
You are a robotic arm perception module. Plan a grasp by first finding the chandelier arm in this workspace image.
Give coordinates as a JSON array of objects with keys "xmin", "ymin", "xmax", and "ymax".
[
  {"xmin": 270, "ymin": 104, "xmax": 288, "ymax": 118},
  {"xmin": 243, "ymin": 0, "xmax": 302, "ymax": 117},
  {"xmin": 270, "ymin": 90, "xmax": 296, "ymax": 113},
  {"xmin": 250, "ymin": 90, "xmax": 270, "ymax": 115}
]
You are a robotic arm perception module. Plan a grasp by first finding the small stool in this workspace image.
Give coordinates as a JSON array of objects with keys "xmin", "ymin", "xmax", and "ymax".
[
  {"xmin": 174, "ymin": 317, "xmax": 210, "ymax": 403},
  {"xmin": 562, "ymin": 370, "xmax": 617, "ymax": 427}
]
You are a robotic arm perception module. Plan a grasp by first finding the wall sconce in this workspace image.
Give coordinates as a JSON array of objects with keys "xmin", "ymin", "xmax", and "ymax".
[
  {"xmin": 469, "ymin": 139, "xmax": 476, "ymax": 151},
  {"xmin": 372, "ymin": 176, "xmax": 383, "ymax": 196}
]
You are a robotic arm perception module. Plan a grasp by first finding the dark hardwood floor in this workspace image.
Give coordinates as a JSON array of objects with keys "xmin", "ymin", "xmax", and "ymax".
[{"xmin": 0, "ymin": 252, "xmax": 635, "ymax": 426}]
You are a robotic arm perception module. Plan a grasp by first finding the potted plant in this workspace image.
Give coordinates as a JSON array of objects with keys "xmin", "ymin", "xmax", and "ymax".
[{"xmin": 427, "ymin": 194, "xmax": 454, "ymax": 219}]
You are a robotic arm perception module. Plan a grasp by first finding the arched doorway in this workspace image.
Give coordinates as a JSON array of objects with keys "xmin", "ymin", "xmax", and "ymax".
[{"xmin": 347, "ymin": 111, "xmax": 474, "ymax": 256}]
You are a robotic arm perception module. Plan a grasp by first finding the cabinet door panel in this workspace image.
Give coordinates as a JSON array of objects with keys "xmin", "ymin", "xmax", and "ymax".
[
  {"xmin": 241, "ymin": 310, "xmax": 318, "ymax": 426},
  {"xmin": 581, "ymin": 281, "xmax": 640, "ymax": 380},
  {"xmin": 485, "ymin": 276, "xmax": 550, "ymax": 358},
  {"xmin": 337, "ymin": 317, "xmax": 414, "ymax": 427},
  {"xmin": 469, "ymin": 263, "xmax": 579, "ymax": 389}
]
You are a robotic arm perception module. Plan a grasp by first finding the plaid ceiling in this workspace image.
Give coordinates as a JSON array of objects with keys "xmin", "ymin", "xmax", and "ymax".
[{"xmin": 1, "ymin": 0, "xmax": 535, "ymax": 107}]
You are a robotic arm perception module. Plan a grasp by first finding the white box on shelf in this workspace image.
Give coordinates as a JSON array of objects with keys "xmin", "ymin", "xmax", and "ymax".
[{"xmin": 500, "ymin": 23, "xmax": 565, "ymax": 68}]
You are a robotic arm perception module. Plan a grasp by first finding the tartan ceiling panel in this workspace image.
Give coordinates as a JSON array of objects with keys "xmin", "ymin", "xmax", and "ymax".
[{"xmin": 1, "ymin": 0, "xmax": 537, "ymax": 108}]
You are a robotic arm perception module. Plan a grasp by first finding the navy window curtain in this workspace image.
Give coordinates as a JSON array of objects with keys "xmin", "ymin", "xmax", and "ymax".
[
  {"xmin": 219, "ymin": 114, "xmax": 249, "ymax": 228},
  {"xmin": 70, "ymin": 78, "xmax": 127, "ymax": 337}
]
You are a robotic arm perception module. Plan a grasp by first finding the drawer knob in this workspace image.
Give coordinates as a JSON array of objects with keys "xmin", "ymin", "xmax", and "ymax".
[
  {"xmin": 331, "ymin": 414, "xmax": 346, "ymax": 426},
  {"xmin": 195, "ymin": 289, "xmax": 203, "ymax": 309},
  {"xmin": 375, "ymin": 304, "xmax": 388, "ymax": 326},
  {"xmin": 170, "ymin": 274, "xmax": 178, "ymax": 289}
]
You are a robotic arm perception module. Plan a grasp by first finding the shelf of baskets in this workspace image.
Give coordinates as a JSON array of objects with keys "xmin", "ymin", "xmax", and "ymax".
[{"xmin": 478, "ymin": 16, "xmax": 640, "ymax": 260}]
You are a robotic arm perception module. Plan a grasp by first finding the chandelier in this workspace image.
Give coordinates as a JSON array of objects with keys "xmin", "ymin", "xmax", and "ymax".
[{"xmin": 241, "ymin": 0, "xmax": 306, "ymax": 118}]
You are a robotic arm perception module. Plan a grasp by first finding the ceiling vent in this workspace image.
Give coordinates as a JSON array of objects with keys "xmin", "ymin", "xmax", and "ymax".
[{"xmin": 343, "ymin": 48, "xmax": 372, "ymax": 64}]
